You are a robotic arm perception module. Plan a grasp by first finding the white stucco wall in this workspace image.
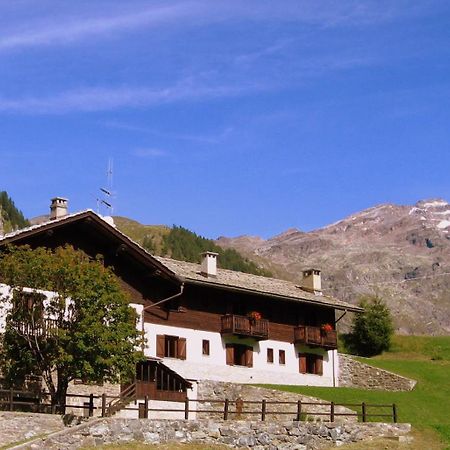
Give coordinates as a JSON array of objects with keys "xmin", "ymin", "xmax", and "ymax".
[{"xmin": 143, "ymin": 322, "xmax": 338, "ymax": 387}]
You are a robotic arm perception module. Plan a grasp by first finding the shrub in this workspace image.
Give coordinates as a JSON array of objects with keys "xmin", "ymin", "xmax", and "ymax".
[{"xmin": 346, "ymin": 295, "xmax": 394, "ymax": 356}]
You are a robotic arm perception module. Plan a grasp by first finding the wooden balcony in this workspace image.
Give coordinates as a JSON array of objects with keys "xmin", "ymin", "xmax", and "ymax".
[
  {"xmin": 294, "ymin": 325, "xmax": 337, "ymax": 349},
  {"xmin": 10, "ymin": 319, "xmax": 59, "ymax": 338},
  {"xmin": 221, "ymin": 314, "xmax": 269, "ymax": 340}
]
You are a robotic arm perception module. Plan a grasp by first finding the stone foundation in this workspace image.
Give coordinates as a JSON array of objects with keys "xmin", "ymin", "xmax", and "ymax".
[
  {"xmin": 15, "ymin": 418, "xmax": 411, "ymax": 449},
  {"xmin": 338, "ymin": 354, "xmax": 416, "ymax": 391},
  {"xmin": 196, "ymin": 380, "xmax": 356, "ymax": 422}
]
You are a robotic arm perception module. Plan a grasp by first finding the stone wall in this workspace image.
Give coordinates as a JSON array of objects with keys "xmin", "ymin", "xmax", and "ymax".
[
  {"xmin": 15, "ymin": 418, "xmax": 411, "ymax": 449},
  {"xmin": 196, "ymin": 380, "xmax": 356, "ymax": 422},
  {"xmin": 338, "ymin": 354, "xmax": 416, "ymax": 391}
]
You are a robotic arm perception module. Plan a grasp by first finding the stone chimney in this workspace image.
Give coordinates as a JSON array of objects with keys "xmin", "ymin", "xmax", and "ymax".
[
  {"xmin": 200, "ymin": 251, "xmax": 219, "ymax": 277},
  {"xmin": 50, "ymin": 197, "xmax": 68, "ymax": 220},
  {"xmin": 302, "ymin": 269, "xmax": 322, "ymax": 295}
]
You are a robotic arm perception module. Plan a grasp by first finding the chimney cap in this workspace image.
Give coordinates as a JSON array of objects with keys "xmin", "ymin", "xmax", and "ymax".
[
  {"xmin": 51, "ymin": 196, "xmax": 68, "ymax": 202},
  {"xmin": 200, "ymin": 251, "xmax": 219, "ymax": 257}
]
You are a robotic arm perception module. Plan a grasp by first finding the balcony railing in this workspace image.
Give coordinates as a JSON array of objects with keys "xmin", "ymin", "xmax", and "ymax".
[
  {"xmin": 10, "ymin": 319, "xmax": 59, "ymax": 338},
  {"xmin": 294, "ymin": 325, "xmax": 337, "ymax": 349},
  {"xmin": 221, "ymin": 314, "xmax": 269, "ymax": 340}
]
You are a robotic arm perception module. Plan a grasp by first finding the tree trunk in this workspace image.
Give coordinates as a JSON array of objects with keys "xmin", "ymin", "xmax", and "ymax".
[{"xmin": 52, "ymin": 372, "xmax": 68, "ymax": 414}]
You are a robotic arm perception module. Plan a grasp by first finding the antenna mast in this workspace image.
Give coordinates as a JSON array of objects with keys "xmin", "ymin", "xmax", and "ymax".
[{"xmin": 97, "ymin": 158, "xmax": 115, "ymax": 216}]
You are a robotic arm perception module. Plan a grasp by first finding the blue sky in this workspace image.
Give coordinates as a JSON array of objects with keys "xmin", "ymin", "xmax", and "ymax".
[{"xmin": 1, "ymin": 1, "xmax": 450, "ymax": 238}]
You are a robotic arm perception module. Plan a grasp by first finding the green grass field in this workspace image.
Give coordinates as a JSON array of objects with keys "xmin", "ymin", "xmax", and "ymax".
[{"xmin": 264, "ymin": 335, "xmax": 450, "ymax": 449}]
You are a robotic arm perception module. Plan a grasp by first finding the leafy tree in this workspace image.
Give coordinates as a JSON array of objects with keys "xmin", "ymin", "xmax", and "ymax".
[
  {"xmin": 346, "ymin": 295, "xmax": 394, "ymax": 357},
  {"xmin": 0, "ymin": 191, "xmax": 29, "ymax": 231},
  {"xmin": 0, "ymin": 245, "xmax": 142, "ymax": 411}
]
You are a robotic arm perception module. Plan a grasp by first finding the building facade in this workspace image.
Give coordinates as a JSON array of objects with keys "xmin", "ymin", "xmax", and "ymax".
[{"xmin": 0, "ymin": 201, "xmax": 362, "ymax": 406}]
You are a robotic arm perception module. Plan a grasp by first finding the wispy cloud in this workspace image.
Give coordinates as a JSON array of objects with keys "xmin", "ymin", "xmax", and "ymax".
[
  {"xmin": 133, "ymin": 148, "xmax": 167, "ymax": 158},
  {"xmin": 0, "ymin": 1, "xmax": 426, "ymax": 52},
  {"xmin": 0, "ymin": 81, "xmax": 267, "ymax": 114},
  {"xmin": 0, "ymin": 3, "xmax": 201, "ymax": 52},
  {"xmin": 103, "ymin": 120, "xmax": 234, "ymax": 144}
]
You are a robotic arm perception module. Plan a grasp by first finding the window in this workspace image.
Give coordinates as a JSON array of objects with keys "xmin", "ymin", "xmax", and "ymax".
[
  {"xmin": 202, "ymin": 339, "xmax": 210, "ymax": 356},
  {"xmin": 12, "ymin": 291, "xmax": 44, "ymax": 322},
  {"xmin": 279, "ymin": 350, "xmax": 286, "ymax": 365},
  {"xmin": 299, "ymin": 353, "xmax": 323, "ymax": 375},
  {"xmin": 156, "ymin": 334, "xmax": 186, "ymax": 360},
  {"xmin": 267, "ymin": 348, "xmax": 274, "ymax": 363},
  {"xmin": 225, "ymin": 343, "xmax": 253, "ymax": 367}
]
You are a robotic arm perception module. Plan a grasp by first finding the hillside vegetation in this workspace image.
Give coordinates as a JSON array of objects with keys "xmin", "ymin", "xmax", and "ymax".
[
  {"xmin": 265, "ymin": 335, "xmax": 450, "ymax": 449},
  {"xmin": 0, "ymin": 191, "xmax": 29, "ymax": 233},
  {"xmin": 114, "ymin": 217, "xmax": 271, "ymax": 277}
]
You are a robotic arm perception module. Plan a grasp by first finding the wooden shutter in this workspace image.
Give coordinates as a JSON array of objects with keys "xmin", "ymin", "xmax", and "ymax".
[
  {"xmin": 267, "ymin": 348, "xmax": 274, "ymax": 363},
  {"xmin": 315, "ymin": 355, "xmax": 323, "ymax": 375},
  {"xmin": 226, "ymin": 344, "xmax": 234, "ymax": 366},
  {"xmin": 177, "ymin": 337, "xmax": 187, "ymax": 360},
  {"xmin": 156, "ymin": 335, "xmax": 165, "ymax": 358},
  {"xmin": 245, "ymin": 347, "xmax": 253, "ymax": 367},
  {"xmin": 299, "ymin": 353, "xmax": 307, "ymax": 374}
]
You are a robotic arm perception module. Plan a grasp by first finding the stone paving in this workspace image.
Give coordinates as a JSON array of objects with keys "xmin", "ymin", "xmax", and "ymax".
[{"xmin": 0, "ymin": 411, "xmax": 64, "ymax": 448}]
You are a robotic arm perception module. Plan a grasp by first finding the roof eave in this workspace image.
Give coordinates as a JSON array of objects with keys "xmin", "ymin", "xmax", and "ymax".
[{"xmin": 184, "ymin": 278, "xmax": 363, "ymax": 312}]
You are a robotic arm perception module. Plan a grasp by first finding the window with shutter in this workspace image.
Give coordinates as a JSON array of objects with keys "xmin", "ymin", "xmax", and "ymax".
[
  {"xmin": 267, "ymin": 348, "xmax": 274, "ymax": 363},
  {"xmin": 279, "ymin": 350, "xmax": 285, "ymax": 365},
  {"xmin": 299, "ymin": 353, "xmax": 324, "ymax": 375},
  {"xmin": 202, "ymin": 339, "xmax": 210, "ymax": 356}
]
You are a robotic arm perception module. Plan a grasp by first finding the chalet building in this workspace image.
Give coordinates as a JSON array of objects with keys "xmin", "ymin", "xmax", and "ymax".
[{"xmin": 0, "ymin": 199, "xmax": 362, "ymax": 413}]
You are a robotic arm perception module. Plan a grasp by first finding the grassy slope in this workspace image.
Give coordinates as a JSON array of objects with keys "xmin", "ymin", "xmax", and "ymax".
[
  {"xmin": 113, "ymin": 216, "xmax": 170, "ymax": 252},
  {"xmin": 264, "ymin": 335, "xmax": 450, "ymax": 449}
]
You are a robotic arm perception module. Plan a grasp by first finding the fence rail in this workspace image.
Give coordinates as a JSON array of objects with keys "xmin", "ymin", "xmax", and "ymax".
[{"xmin": 0, "ymin": 388, "xmax": 398, "ymax": 423}]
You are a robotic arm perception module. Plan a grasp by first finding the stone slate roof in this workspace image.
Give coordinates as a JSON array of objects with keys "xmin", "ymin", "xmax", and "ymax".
[
  {"xmin": 154, "ymin": 256, "xmax": 362, "ymax": 312},
  {"xmin": 0, "ymin": 210, "xmax": 362, "ymax": 312}
]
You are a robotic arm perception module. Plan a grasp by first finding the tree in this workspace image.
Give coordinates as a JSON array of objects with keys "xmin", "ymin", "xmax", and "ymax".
[
  {"xmin": 0, "ymin": 245, "xmax": 142, "ymax": 411},
  {"xmin": 346, "ymin": 295, "xmax": 394, "ymax": 357}
]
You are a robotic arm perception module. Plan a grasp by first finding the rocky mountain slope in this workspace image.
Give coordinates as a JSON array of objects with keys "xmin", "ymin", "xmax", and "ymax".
[{"xmin": 218, "ymin": 199, "xmax": 450, "ymax": 335}]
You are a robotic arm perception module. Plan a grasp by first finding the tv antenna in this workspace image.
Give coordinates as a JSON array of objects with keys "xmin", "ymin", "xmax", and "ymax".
[{"xmin": 97, "ymin": 158, "xmax": 116, "ymax": 215}]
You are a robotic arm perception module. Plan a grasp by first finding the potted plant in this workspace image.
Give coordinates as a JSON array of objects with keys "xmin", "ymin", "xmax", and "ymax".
[
  {"xmin": 321, "ymin": 323, "xmax": 333, "ymax": 334},
  {"xmin": 247, "ymin": 311, "xmax": 262, "ymax": 323}
]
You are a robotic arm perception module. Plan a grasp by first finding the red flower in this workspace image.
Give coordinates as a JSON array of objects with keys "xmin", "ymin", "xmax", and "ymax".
[
  {"xmin": 248, "ymin": 311, "xmax": 262, "ymax": 321},
  {"xmin": 321, "ymin": 323, "xmax": 333, "ymax": 332}
]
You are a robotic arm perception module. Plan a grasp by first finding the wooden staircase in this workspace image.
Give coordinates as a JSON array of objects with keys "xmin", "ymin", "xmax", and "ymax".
[{"xmin": 106, "ymin": 382, "xmax": 137, "ymax": 417}]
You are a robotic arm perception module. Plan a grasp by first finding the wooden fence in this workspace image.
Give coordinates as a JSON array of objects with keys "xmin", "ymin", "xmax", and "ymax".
[{"xmin": 0, "ymin": 389, "xmax": 398, "ymax": 423}]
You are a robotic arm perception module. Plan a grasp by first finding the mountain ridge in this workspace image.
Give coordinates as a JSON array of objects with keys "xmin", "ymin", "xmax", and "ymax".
[{"xmin": 217, "ymin": 198, "xmax": 450, "ymax": 335}]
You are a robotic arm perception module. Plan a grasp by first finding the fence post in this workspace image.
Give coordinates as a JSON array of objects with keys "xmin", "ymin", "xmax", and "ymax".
[
  {"xmin": 224, "ymin": 399, "xmax": 229, "ymax": 421},
  {"xmin": 330, "ymin": 401, "xmax": 335, "ymax": 422},
  {"xmin": 184, "ymin": 398, "xmax": 189, "ymax": 420},
  {"xmin": 101, "ymin": 394, "xmax": 107, "ymax": 417},
  {"xmin": 296, "ymin": 400, "xmax": 302, "ymax": 421},
  {"xmin": 144, "ymin": 395, "xmax": 149, "ymax": 419},
  {"xmin": 88, "ymin": 393, "xmax": 94, "ymax": 417},
  {"xmin": 9, "ymin": 388, "xmax": 14, "ymax": 411},
  {"xmin": 361, "ymin": 402, "xmax": 366, "ymax": 422},
  {"xmin": 393, "ymin": 403, "xmax": 397, "ymax": 423},
  {"xmin": 261, "ymin": 399, "xmax": 267, "ymax": 421}
]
